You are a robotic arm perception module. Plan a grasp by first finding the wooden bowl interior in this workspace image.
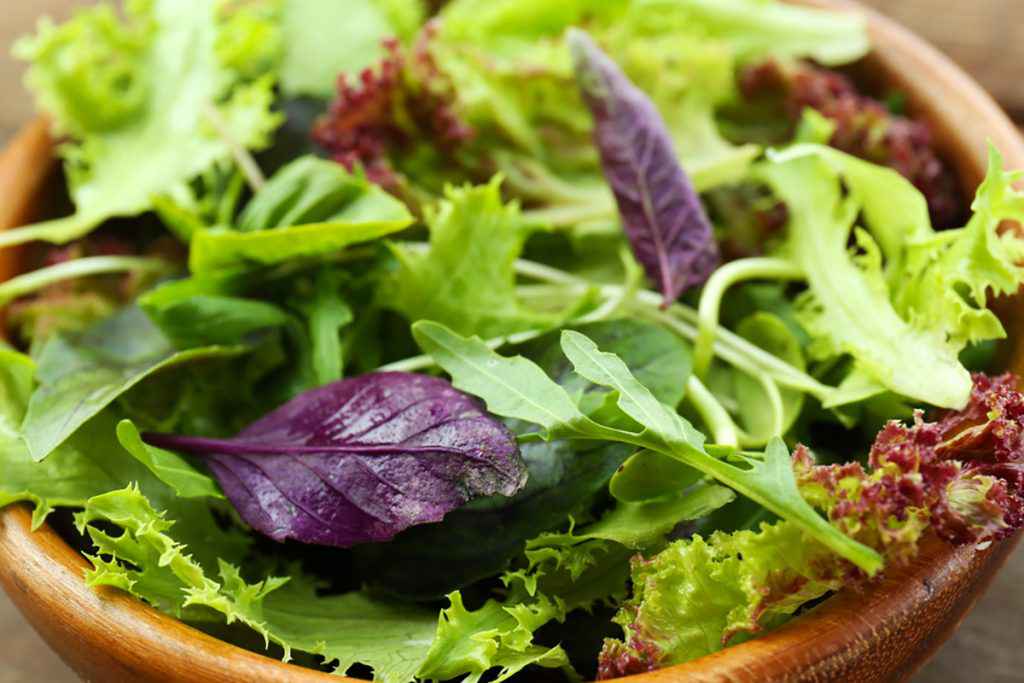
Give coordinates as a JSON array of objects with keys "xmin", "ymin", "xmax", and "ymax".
[{"xmin": 2, "ymin": 2, "xmax": 1024, "ymax": 682}]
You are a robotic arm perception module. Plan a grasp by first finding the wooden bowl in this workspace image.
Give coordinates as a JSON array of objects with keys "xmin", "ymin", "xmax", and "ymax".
[{"xmin": 2, "ymin": 1, "xmax": 1023, "ymax": 681}]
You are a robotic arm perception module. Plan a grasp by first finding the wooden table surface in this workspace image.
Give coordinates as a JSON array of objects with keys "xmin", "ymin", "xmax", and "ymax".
[{"xmin": 0, "ymin": 2, "xmax": 1022, "ymax": 682}]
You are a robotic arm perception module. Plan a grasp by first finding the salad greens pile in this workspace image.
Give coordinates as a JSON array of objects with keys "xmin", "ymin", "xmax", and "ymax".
[{"xmin": 3, "ymin": 1, "xmax": 1024, "ymax": 681}]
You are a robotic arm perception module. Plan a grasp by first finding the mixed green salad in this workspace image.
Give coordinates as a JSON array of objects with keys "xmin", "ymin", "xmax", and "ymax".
[{"xmin": 3, "ymin": 0, "xmax": 1024, "ymax": 680}]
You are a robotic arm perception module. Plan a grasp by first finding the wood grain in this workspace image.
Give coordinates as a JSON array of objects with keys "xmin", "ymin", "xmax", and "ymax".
[
  {"xmin": 858, "ymin": 0, "xmax": 1024, "ymax": 117},
  {"xmin": 1, "ymin": 1, "xmax": 1024, "ymax": 683}
]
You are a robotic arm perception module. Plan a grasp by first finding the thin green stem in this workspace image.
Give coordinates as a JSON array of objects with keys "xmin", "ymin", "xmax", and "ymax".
[
  {"xmin": 693, "ymin": 257, "xmax": 804, "ymax": 377},
  {"xmin": 685, "ymin": 375, "xmax": 739, "ymax": 447},
  {"xmin": 512, "ymin": 256, "xmax": 834, "ymax": 401},
  {"xmin": 0, "ymin": 256, "xmax": 174, "ymax": 307}
]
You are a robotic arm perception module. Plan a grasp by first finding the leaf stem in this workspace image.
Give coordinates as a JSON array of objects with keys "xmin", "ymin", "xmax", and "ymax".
[
  {"xmin": 203, "ymin": 103, "xmax": 266, "ymax": 192},
  {"xmin": 0, "ymin": 256, "xmax": 174, "ymax": 307},
  {"xmin": 693, "ymin": 257, "xmax": 804, "ymax": 377},
  {"xmin": 685, "ymin": 376, "xmax": 739, "ymax": 447},
  {"xmin": 512, "ymin": 256, "xmax": 834, "ymax": 401}
]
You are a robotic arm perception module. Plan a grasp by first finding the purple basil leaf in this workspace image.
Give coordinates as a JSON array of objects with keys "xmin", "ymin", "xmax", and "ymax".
[
  {"xmin": 569, "ymin": 29, "xmax": 719, "ymax": 305},
  {"xmin": 143, "ymin": 372, "xmax": 526, "ymax": 548}
]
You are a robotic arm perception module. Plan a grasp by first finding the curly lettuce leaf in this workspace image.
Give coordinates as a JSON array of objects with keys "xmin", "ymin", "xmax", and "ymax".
[
  {"xmin": 758, "ymin": 148, "xmax": 969, "ymax": 408},
  {"xmin": 75, "ymin": 486, "xmax": 438, "ymax": 683},
  {"xmin": 382, "ymin": 179, "xmax": 574, "ymax": 338},
  {"xmin": 9, "ymin": 0, "xmax": 282, "ymax": 247},
  {"xmin": 75, "ymin": 485, "xmax": 582, "ymax": 683},
  {"xmin": 894, "ymin": 147, "xmax": 1024, "ymax": 349},
  {"xmin": 600, "ymin": 371, "xmax": 1024, "ymax": 675},
  {"xmin": 598, "ymin": 520, "xmax": 840, "ymax": 677},
  {"xmin": 760, "ymin": 145, "xmax": 1024, "ymax": 410},
  {"xmin": 417, "ymin": 592, "xmax": 570, "ymax": 683}
]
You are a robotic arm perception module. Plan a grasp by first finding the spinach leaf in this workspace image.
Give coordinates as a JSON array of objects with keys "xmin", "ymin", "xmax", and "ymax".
[
  {"xmin": 530, "ymin": 480, "xmax": 735, "ymax": 551},
  {"xmin": 22, "ymin": 306, "xmax": 246, "ymax": 461},
  {"xmin": 0, "ymin": 348, "xmax": 246, "ymax": 569},
  {"xmin": 5, "ymin": 0, "xmax": 281, "ymax": 247},
  {"xmin": 190, "ymin": 156, "xmax": 413, "ymax": 273}
]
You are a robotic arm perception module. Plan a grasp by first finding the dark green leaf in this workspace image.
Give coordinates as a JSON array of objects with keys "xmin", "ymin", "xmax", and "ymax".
[{"xmin": 22, "ymin": 307, "xmax": 246, "ymax": 461}]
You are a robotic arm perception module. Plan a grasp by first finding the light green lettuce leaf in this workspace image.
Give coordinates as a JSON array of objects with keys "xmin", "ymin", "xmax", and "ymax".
[
  {"xmin": 383, "ymin": 179, "xmax": 574, "ymax": 338},
  {"xmin": 600, "ymin": 520, "xmax": 843, "ymax": 672},
  {"xmin": 760, "ymin": 144, "xmax": 1024, "ymax": 410},
  {"xmin": 417, "ymin": 592, "xmax": 569, "ymax": 683},
  {"xmin": 758, "ymin": 149, "xmax": 966, "ymax": 408},
  {"xmin": 9, "ymin": 0, "xmax": 282, "ymax": 247},
  {"xmin": 894, "ymin": 147, "xmax": 1024, "ymax": 349},
  {"xmin": 74, "ymin": 486, "xmax": 438, "ymax": 682},
  {"xmin": 280, "ymin": 0, "xmax": 425, "ymax": 98},
  {"xmin": 635, "ymin": 0, "xmax": 869, "ymax": 66}
]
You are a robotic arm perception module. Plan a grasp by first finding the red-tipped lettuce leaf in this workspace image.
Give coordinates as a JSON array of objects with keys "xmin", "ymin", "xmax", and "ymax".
[
  {"xmin": 796, "ymin": 372, "xmax": 1024, "ymax": 557},
  {"xmin": 143, "ymin": 372, "xmax": 525, "ymax": 548},
  {"xmin": 599, "ymin": 373, "xmax": 1024, "ymax": 677},
  {"xmin": 569, "ymin": 29, "xmax": 719, "ymax": 305}
]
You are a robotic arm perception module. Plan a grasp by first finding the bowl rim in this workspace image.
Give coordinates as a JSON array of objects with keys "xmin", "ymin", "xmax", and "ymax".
[{"xmin": 2, "ymin": 1, "xmax": 1024, "ymax": 682}]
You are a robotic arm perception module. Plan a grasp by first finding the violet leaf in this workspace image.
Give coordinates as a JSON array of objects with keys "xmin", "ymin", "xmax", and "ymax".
[
  {"xmin": 569, "ymin": 29, "xmax": 719, "ymax": 305},
  {"xmin": 143, "ymin": 372, "xmax": 526, "ymax": 548}
]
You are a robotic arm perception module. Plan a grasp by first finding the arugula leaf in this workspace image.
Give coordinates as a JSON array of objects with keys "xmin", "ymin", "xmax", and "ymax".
[
  {"xmin": 280, "ymin": 0, "xmax": 425, "ymax": 98},
  {"xmin": 413, "ymin": 321, "xmax": 882, "ymax": 573},
  {"xmin": 9, "ymin": 0, "xmax": 282, "ymax": 247},
  {"xmin": 75, "ymin": 487, "xmax": 438, "ymax": 683},
  {"xmin": 354, "ymin": 319, "xmax": 684, "ymax": 598},
  {"xmin": 383, "ymin": 179, "xmax": 572, "ymax": 338},
  {"xmin": 412, "ymin": 321, "xmax": 592, "ymax": 437},
  {"xmin": 22, "ymin": 306, "xmax": 247, "ymax": 461},
  {"xmin": 190, "ymin": 157, "xmax": 413, "ymax": 273}
]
